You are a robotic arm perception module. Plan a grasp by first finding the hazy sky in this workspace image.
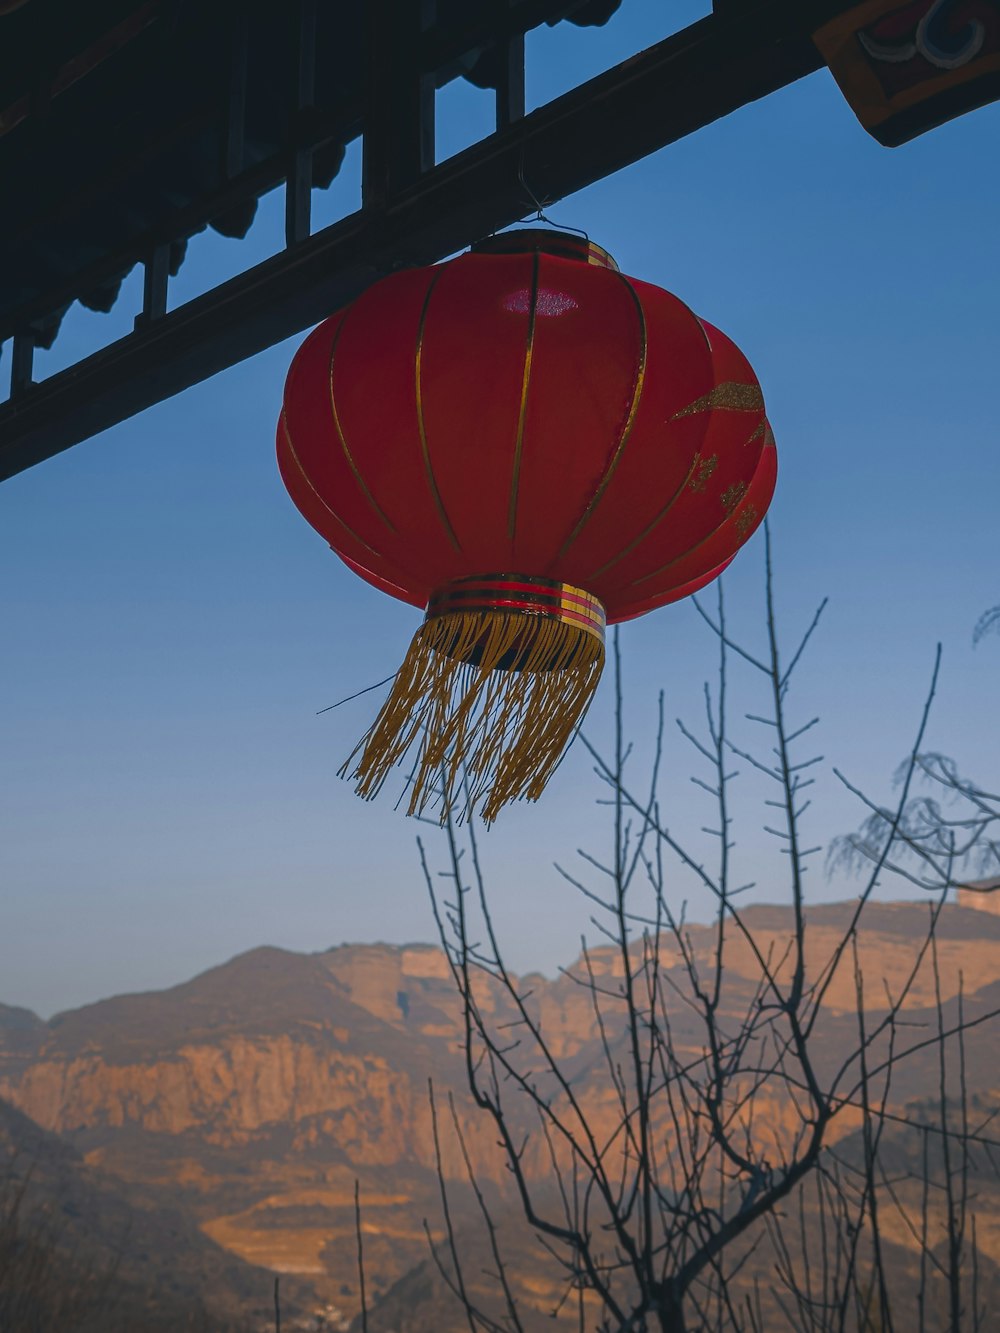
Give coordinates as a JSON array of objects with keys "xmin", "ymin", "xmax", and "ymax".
[{"xmin": 2, "ymin": 2, "xmax": 998, "ymax": 1017}]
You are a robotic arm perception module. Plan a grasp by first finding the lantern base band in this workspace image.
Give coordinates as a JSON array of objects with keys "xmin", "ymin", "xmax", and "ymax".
[{"xmin": 341, "ymin": 578, "xmax": 606, "ymax": 823}]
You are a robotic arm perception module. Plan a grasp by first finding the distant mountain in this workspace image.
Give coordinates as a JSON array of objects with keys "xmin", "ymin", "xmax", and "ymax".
[
  {"xmin": 0, "ymin": 1003, "xmax": 44, "ymax": 1062},
  {"xmin": 1, "ymin": 903, "xmax": 998, "ymax": 1329}
]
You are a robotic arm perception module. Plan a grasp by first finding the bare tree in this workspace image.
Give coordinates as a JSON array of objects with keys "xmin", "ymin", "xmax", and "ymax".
[
  {"xmin": 413, "ymin": 527, "xmax": 999, "ymax": 1332},
  {"xmin": 830, "ymin": 750, "xmax": 999, "ymax": 887},
  {"xmin": 832, "ymin": 588, "xmax": 1000, "ymax": 889},
  {"xmin": 0, "ymin": 1153, "xmax": 123, "ymax": 1333},
  {"xmin": 972, "ymin": 606, "xmax": 1000, "ymax": 647}
]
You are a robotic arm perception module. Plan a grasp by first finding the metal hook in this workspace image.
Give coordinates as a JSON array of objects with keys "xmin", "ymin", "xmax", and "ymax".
[{"xmin": 517, "ymin": 158, "xmax": 548, "ymax": 221}]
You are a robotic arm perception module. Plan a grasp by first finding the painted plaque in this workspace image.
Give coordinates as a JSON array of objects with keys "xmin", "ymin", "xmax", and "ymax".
[{"xmin": 815, "ymin": 0, "xmax": 1000, "ymax": 145}]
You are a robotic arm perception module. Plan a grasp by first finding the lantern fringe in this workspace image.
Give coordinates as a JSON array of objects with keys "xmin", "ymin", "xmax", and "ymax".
[{"xmin": 340, "ymin": 610, "xmax": 605, "ymax": 823}]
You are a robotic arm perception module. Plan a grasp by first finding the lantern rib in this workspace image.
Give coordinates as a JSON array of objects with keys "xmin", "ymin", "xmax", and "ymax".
[
  {"xmin": 554, "ymin": 271, "xmax": 647, "ymax": 562},
  {"xmin": 414, "ymin": 269, "xmax": 462, "ymax": 553},
  {"xmin": 586, "ymin": 449, "xmax": 703, "ymax": 583},
  {"xmin": 278, "ymin": 412, "xmax": 383, "ymax": 559},
  {"xmin": 746, "ymin": 419, "xmax": 770, "ymax": 447},
  {"xmin": 628, "ymin": 497, "xmax": 756, "ymax": 591},
  {"xmin": 506, "ymin": 250, "xmax": 541, "ymax": 544},
  {"xmin": 327, "ymin": 313, "xmax": 397, "ymax": 534}
]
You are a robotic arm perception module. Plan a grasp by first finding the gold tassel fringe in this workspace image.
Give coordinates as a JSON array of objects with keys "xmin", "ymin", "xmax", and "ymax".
[{"xmin": 341, "ymin": 609, "xmax": 605, "ymax": 823}]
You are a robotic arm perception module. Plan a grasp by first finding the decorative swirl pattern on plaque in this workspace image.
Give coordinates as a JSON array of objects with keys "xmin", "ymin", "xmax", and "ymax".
[{"xmin": 859, "ymin": 0, "xmax": 987, "ymax": 70}]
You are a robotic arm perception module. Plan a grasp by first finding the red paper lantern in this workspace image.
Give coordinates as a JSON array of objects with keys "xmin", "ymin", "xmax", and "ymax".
[{"xmin": 278, "ymin": 230, "xmax": 776, "ymax": 821}]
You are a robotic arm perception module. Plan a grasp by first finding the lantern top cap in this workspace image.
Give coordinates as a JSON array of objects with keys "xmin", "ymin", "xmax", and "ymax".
[{"xmin": 471, "ymin": 228, "xmax": 619, "ymax": 272}]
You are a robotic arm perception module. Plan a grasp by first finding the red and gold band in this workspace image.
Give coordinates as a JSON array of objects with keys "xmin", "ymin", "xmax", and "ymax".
[{"xmin": 426, "ymin": 574, "xmax": 606, "ymax": 647}]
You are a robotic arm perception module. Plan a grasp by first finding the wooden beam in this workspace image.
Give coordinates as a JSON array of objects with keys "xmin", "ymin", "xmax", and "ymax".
[
  {"xmin": 0, "ymin": 1, "xmax": 842, "ymax": 482},
  {"xmin": 285, "ymin": 0, "xmax": 318, "ymax": 248}
]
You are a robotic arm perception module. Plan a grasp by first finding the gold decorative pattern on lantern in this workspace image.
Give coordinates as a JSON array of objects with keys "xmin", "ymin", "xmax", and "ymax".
[
  {"xmin": 746, "ymin": 419, "xmax": 774, "ymax": 448},
  {"xmin": 734, "ymin": 504, "xmax": 758, "ymax": 537},
  {"xmin": 721, "ymin": 481, "xmax": 748, "ymax": 514},
  {"xmin": 672, "ymin": 382, "xmax": 765, "ymax": 419},
  {"xmin": 689, "ymin": 453, "xmax": 719, "ymax": 493}
]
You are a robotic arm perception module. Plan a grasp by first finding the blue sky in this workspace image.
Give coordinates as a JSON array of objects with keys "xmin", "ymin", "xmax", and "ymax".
[{"xmin": 2, "ymin": 1, "xmax": 998, "ymax": 1017}]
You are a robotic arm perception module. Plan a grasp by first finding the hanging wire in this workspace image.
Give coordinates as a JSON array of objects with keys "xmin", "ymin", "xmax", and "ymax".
[
  {"xmin": 316, "ymin": 673, "xmax": 397, "ymax": 715},
  {"xmin": 480, "ymin": 158, "xmax": 591, "ymax": 245},
  {"xmin": 515, "ymin": 159, "xmax": 590, "ymax": 237}
]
